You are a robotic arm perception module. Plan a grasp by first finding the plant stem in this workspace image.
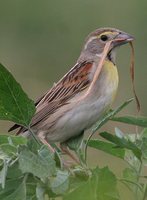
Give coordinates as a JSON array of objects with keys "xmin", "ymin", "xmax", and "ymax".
[
  {"xmin": 142, "ymin": 184, "xmax": 147, "ymax": 200},
  {"xmin": 135, "ymin": 159, "xmax": 143, "ymax": 200},
  {"xmin": 28, "ymin": 126, "xmax": 41, "ymax": 146},
  {"xmin": 119, "ymin": 178, "xmax": 143, "ymax": 192}
]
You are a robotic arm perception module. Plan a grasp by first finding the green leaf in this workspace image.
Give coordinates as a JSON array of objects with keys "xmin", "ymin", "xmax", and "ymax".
[
  {"xmin": 85, "ymin": 99, "xmax": 133, "ymax": 160},
  {"xmin": 66, "ymin": 133, "xmax": 84, "ymax": 151},
  {"xmin": 141, "ymin": 128, "xmax": 147, "ymax": 139},
  {"xmin": 0, "ymin": 135, "xmax": 27, "ymax": 159},
  {"xmin": 7, "ymin": 162, "xmax": 23, "ymax": 179},
  {"xmin": 141, "ymin": 137, "xmax": 147, "ymax": 159},
  {"xmin": 0, "ymin": 144, "xmax": 17, "ymax": 157},
  {"xmin": 0, "ymin": 135, "xmax": 10, "ymax": 145},
  {"xmin": 0, "ymin": 134, "xmax": 27, "ymax": 146},
  {"xmin": 19, "ymin": 147, "xmax": 56, "ymax": 179},
  {"xmin": 0, "ymin": 160, "xmax": 8, "ymax": 188},
  {"xmin": 36, "ymin": 183, "xmax": 45, "ymax": 200},
  {"xmin": 64, "ymin": 167, "xmax": 119, "ymax": 200},
  {"xmin": 88, "ymin": 139, "xmax": 125, "ymax": 159},
  {"xmin": 0, "ymin": 63, "xmax": 35, "ymax": 126},
  {"xmin": 123, "ymin": 168, "xmax": 137, "ymax": 185},
  {"xmin": 0, "ymin": 179, "xmax": 22, "ymax": 199},
  {"xmin": 140, "ymin": 129, "xmax": 147, "ymax": 162},
  {"xmin": 143, "ymin": 185, "xmax": 147, "ymax": 200},
  {"xmin": 100, "ymin": 132, "xmax": 142, "ymax": 160},
  {"xmin": 111, "ymin": 115, "xmax": 147, "ymax": 127},
  {"xmin": 95, "ymin": 167, "xmax": 119, "ymax": 200},
  {"xmin": 0, "ymin": 178, "xmax": 26, "ymax": 200},
  {"xmin": 8, "ymin": 135, "xmax": 27, "ymax": 146},
  {"xmin": 69, "ymin": 168, "xmax": 90, "ymax": 192},
  {"xmin": 26, "ymin": 175, "xmax": 37, "ymax": 200},
  {"xmin": 122, "ymin": 168, "xmax": 144, "ymax": 199},
  {"xmin": 27, "ymin": 138, "xmax": 41, "ymax": 153},
  {"xmin": 124, "ymin": 149, "xmax": 141, "ymax": 172},
  {"xmin": 92, "ymin": 99, "xmax": 133, "ymax": 133},
  {"xmin": 115, "ymin": 127, "xmax": 124, "ymax": 138},
  {"xmin": 66, "ymin": 133, "xmax": 85, "ymax": 164},
  {"xmin": 64, "ymin": 172, "xmax": 97, "ymax": 200},
  {"xmin": 50, "ymin": 170, "xmax": 69, "ymax": 195}
]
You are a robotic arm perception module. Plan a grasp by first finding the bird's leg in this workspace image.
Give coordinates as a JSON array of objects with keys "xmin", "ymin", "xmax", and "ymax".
[
  {"xmin": 60, "ymin": 142, "xmax": 80, "ymax": 164},
  {"xmin": 39, "ymin": 137, "xmax": 55, "ymax": 153},
  {"xmin": 38, "ymin": 131, "xmax": 55, "ymax": 153},
  {"xmin": 65, "ymin": 131, "xmax": 86, "ymax": 165}
]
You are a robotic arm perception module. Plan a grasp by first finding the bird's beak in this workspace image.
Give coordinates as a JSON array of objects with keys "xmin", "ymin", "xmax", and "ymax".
[{"xmin": 113, "ymin": 32, "xmax": 134, "ymax": 46}]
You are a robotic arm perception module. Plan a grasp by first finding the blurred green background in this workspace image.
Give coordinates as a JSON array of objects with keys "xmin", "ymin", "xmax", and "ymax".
[{"xmin": 0, "ymin": 0, "xmax": 146, "ymax": 198}]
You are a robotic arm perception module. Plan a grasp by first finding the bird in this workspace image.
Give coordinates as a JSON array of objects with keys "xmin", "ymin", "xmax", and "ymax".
[{"xmin": 9, "ymin": 27, "xmax": 134, "ymax": 160}]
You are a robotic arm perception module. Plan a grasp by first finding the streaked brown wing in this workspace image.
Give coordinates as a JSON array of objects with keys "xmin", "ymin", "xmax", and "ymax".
[
  {"xmin": 36, "ymin": 61, "xmax": 93, "ymax": 106},
  {"xmin": 8, "ymin": 61, "xmax": 93, "ymax": 133}
]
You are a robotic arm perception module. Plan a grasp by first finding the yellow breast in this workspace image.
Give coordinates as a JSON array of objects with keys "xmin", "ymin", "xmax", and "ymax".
[{"xmin": 102, "ymin": 60, "xmax": 119, "ymax": 102}]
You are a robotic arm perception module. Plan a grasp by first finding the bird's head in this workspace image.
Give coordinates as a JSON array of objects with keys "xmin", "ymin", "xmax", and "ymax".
[{"xmin": 79, "ymin": 27, "xmax": 134, "ymax": 64}]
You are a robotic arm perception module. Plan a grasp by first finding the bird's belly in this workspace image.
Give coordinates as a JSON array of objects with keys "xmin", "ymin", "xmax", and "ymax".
[
  {"xmin": 47, "ymin": 91, "xmax": 115, "ymax": 142},
  {"xmin": 46, "ymin": 62, "xmax": 119, "ymax": 142}
]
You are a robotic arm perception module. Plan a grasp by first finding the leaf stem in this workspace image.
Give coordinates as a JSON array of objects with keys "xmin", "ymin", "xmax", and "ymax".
[
  {"xmin": 84, "ymin": 99, "xmax": 133, "ymax": 162},
  {"xmin": 118, "ymin": 178, "xmax": 144, "ymax": 193},
  {"xmin": 27, "ymin": 127, "xmax": 41, "ymax": 146},
  {"xmin": 135, "ymin": 161, "xmax": 143, "ymax": 200},
  {"xmin": 142, "ymin": 184, "xmax": 147, "ymax": 200}
]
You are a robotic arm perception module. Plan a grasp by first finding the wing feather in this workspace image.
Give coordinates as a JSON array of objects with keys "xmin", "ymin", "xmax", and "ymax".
[
  {"xmin": 8, "ymin": 61, "xmax": 93, "ymax": 133},
  {"xmin": 37, "ymin": 61, "xmax": 93, "ymax": 105}
]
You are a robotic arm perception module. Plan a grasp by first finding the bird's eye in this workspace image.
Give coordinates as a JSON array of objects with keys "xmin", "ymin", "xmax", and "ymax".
[{"xmin": 100, "ymin": 35, "xmax": 108, "ymax": 41}]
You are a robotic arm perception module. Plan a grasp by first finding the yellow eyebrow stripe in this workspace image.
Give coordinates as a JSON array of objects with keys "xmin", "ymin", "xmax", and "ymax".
[{"xmin": 98, "ymin": 31, "xmax": 118, "ymax": 38}]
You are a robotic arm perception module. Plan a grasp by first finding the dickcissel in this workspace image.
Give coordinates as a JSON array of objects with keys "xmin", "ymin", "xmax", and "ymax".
[{"xmin": 9, "ymin": 27, "xmax": 133, "ymax": 155}]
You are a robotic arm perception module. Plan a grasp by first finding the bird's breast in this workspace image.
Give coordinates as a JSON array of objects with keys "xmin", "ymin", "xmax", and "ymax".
[
  {"xmin": 45, "ymin": 61, "xmax": 119, "ymax": 142},
  {"xmin": 99, "ymin": 60, "xmax": 119, "ymax": 102},
  {"xmin": 86, "ymin": 60, "xmax": 119, "ymax": 104},
  {"xmin": 63, "ymin": 60, "xmax": 119, "ymax": 132},
  {"xmin": 83, "ymin": 60, "xmax": 119, "ymax": 125}
]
